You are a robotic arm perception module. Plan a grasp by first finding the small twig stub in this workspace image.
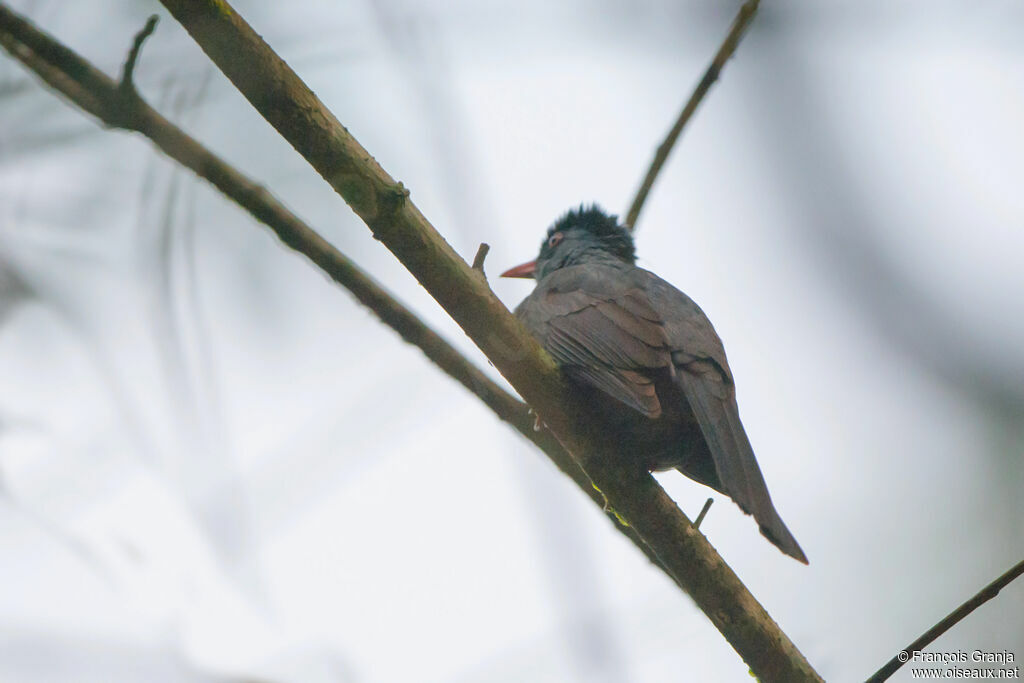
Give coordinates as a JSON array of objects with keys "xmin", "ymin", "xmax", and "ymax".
[
  {"xmin": 693, "ymin": 497, "xmax": 714, "ymax": 529},
  {"xmin": 472, "ymin": 242, "xmax": 490, "ymax": 274}
]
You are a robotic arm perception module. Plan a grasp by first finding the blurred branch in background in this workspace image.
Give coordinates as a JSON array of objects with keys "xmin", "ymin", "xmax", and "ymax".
[
  {"xmin": 738, "ymin": 13, "xmax": 1024, "ymax": 676},
  {"xmin": 624, "ymin": 0, "xmax": 759, "ymax": 231},
  {"xmin": 745, "ymin": 16, "xmax": 1024, "ymax": 429},
  {"xmin": 1, "ymin": 0, "xmax": 820, "ymax": 679},
  {"xmin": 367, "ymin": 0, "xmax": 494, "ymax": 247},
  {"xmin": 0, "ymin": 250, "xmax": 32, "ymax": 321},
  {"xmin": 0, "ymin": 0, "xmax": 670, "ymax": 589}
]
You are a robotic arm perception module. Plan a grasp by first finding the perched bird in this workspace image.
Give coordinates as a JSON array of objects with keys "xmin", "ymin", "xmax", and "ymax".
[{"xmin": 502, "ymin": 205, "xmax": 807, "ymax": 563}]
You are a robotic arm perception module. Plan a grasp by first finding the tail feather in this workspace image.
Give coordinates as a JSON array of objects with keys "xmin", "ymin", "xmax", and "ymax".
[{"xmin": 677, "ymin": 367, "xmax": 808, "ymax": 564}]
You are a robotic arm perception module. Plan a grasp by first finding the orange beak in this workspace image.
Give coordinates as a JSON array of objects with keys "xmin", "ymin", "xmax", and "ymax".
[{"xmin": 500, "ymin": 260, "xmax": 537, "ymax": 279}]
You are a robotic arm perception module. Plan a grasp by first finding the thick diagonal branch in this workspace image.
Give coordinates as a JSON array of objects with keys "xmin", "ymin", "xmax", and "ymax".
[
  {"xmin": 0, "ymin": 0, "xmax": 666, "ymax": 584},
  {"xmin": 153, "ymin": 2, "xmax": 820, "ymax": 678},
  {"xmin": 1, "ymin": 3, "xmax": 820, "ymax": 679}
]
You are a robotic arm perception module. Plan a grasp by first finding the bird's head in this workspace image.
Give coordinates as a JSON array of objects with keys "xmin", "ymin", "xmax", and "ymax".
[{"xmin": 501, "ymin": 205, "xmax": 636, "ymax": 280}]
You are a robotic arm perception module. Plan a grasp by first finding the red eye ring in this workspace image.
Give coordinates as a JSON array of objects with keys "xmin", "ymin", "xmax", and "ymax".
[{"xmin": 547, "ymin": 232, "xmax": 564, "ymax": 248}]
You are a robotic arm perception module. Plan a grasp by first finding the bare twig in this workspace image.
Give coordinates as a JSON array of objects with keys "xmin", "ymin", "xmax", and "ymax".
[
  {"xmin": 120, "ymin": 14, "xmax": 158, "ymax": 91},
  {"xmin": 471, "ymin": 242, "xmax": 490, "ymax": 273},
  {"xmin": 693, "ymin": 497, "xmax": 714, "ymax": 530},
  {"xmin": 866, "ymin": 557, "xmax": 1024, "ymax": 682},
  {"xmin": 624, "ymin": 0, "xmax": 759, "ymax": 230}
]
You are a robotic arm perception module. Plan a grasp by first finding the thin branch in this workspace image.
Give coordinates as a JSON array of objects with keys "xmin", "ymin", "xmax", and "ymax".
[
  {"xmin": 866, "ymin": 557, "xmax": 1024, "ymax": 682},
  {"xmin": 1, "ymin": 3, "xmax": 820, "ymax": 679},
  {"xmin": 624, "ymin": 0, "xmax": 759, "ymax": 230},
  {"xmin": 119, "ymin": 14, "xmax": 158, "ymax": 90},
  {"xmin": 0, "ymin": 0, "xmax": 665, "ymax": 583}
]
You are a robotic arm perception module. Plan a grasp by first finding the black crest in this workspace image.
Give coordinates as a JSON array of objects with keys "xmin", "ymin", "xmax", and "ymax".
[{"xmin": 547, "ymin": 204, "xmax": 636, "ymax": 264}]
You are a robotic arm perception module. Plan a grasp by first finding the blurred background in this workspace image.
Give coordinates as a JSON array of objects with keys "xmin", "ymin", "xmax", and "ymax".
[{"xmin": 1, "ymin": 0, "xmax": 1023, "ymax": 681}]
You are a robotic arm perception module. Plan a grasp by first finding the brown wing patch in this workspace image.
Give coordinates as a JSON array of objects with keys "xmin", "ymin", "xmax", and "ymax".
[{"xmin": 542, "ymin": 291, "xmax": 670, "ymax": 418}]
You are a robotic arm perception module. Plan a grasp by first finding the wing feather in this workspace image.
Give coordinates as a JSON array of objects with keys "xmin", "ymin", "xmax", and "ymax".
[{"xmin": 526, "ymin": 282, "xmax": 671, "ymax": 419}]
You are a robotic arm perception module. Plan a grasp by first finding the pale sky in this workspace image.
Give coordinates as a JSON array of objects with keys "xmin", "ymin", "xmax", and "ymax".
[{"xmin": 1, "ymin": 1, "xmax": 1022, "ymax": 681}]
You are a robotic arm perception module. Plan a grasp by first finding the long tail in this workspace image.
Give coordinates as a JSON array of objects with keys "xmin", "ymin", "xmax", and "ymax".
[{"xmin": 677, "ymin": 366, "xmax": 808, "ymax": 564}]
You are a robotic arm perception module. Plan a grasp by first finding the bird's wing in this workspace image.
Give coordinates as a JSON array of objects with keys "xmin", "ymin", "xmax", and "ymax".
[
  {"xmin": 521, "ymin": 268, "xmax": 672, "ymax": 418},
  {"xmin": 519, "ymin": 265, "xmax": 807, "ymax": 561}
]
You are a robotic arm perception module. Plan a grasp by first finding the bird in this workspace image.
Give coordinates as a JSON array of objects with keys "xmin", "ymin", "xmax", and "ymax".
[{"xmin": 501, "ymin": 205, "xmax": 807, "ymax": 563}]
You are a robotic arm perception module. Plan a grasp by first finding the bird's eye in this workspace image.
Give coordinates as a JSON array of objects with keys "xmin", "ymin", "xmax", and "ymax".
[{"xmin": 547, "ymin": 232, "xmax": 564, "ymax": 248}]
